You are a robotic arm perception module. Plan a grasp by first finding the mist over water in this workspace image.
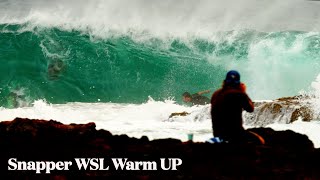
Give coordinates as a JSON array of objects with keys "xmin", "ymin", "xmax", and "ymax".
[{"xmin": 2, "ymin": 0, "xmax": 320, "ymax": 33}]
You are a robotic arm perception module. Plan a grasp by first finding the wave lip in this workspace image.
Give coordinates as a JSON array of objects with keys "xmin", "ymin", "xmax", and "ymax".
[{"xmin": 2, "ymin": 0, "xmax": 320, "ymax": 35}]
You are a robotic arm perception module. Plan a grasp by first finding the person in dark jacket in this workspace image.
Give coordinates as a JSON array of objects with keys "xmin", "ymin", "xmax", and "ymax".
[{"xmin": 211, "ymin": 70, "xmax": 263, "ymax": 144}]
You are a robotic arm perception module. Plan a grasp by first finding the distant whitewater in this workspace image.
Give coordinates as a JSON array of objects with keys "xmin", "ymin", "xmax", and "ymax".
[{"xmin": 1, "ymin": 0, "xmax": 320, "ymax": 147}]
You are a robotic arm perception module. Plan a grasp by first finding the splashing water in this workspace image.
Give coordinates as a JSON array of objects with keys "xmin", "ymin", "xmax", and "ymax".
[{"xmin": 0, "ymin": 0, "xmax": 320, "ymax": 147}]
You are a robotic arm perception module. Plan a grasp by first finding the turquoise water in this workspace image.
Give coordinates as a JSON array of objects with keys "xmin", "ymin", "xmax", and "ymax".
[{"xmin": 1, "ymin": 24, "xmax": 320, "ymax": 107}]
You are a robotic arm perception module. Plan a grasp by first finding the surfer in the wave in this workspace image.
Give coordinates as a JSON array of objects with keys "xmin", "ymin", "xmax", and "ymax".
[
  {"xmin": 210, "ymin": 70, "xmax": 264, "ymax": 144},
  {"xmin": 48, "ymin": 59, "xmax": 65, "ymax": 80},
  {"xmin": 182, "ymin": 90, "xmax": 211, "ymax": 106},
  {"xmin": 166, "ymin": 90, "xmax": 210, "ymax": 120}
]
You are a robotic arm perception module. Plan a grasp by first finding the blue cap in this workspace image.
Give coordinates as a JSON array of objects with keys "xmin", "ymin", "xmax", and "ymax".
[{"xmin": 225, "ymin": 70, "xmax": 240, "ymax": 85}]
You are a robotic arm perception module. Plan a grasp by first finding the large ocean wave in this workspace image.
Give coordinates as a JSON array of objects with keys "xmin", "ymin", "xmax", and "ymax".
[
  {"xmin": 1, "ymin": 24, "xmax": 320, "ymax": 107},
  {"xmin": 1, "ymin": 0, "xmax": 320, "ymax": 107}
]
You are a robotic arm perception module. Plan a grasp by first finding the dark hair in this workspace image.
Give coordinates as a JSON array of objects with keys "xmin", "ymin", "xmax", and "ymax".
[{"xmin": 182, "ymin": 92, "xmax": 191, "ymax": 98}]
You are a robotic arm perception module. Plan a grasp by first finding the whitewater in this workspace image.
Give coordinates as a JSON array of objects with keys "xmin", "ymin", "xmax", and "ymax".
[{"xmin": 0, "ymin": 0, "xmax": 320, "ymax": 147}]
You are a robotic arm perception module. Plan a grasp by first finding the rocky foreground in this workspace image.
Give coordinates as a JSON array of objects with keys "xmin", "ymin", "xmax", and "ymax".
[{"xmin": 0, "ymin": 118, "xmax": 320, "ymax": 179}]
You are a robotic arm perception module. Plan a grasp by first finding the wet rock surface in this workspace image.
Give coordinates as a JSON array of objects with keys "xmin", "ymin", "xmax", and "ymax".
[
  {"xmin": 0, "ymin": 118, "xmax": 319, "ymax": 179},
  {"xmin": 245, "ymin": 95, "xmax": 314, "ymax": 126}
]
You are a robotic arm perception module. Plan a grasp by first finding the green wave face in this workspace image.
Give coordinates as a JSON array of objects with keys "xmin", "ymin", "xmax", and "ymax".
[{"xmin": 1, "ymin": 24, "xmax": 320, "ymax": 107}]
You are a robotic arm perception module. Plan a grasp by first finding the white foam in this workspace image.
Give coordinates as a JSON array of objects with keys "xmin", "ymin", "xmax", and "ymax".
[
  {"xmin": 2, "ymin": 0, "xmax": 320, "ymax": 39},
  {"xmin": 0, "ymin": 99, "xmax": 212, "ymax": 142},
  {"xmin": 310, "ymin": 74, "xmax": 320, "ymax": 117},
  {"xmin": 0, "ymin": 99, "xmax": 319, "ymax": 148}
]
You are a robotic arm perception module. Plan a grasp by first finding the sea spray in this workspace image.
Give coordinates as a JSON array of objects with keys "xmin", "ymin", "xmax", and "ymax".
[
  {"xmin": 1, "ymin": 26, "xmax": 320, "ymax": 105},
  {"xmin": 0, "ymin": 0, "xmax": 320, "ymax": 148}
]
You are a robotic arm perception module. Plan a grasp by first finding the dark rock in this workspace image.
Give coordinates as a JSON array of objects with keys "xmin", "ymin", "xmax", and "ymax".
[{"xmin": 0, "ymin": 118, "xmax": 319, "ymax": 179}]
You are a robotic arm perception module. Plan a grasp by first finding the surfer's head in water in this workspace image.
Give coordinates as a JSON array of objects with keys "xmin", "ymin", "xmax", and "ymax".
[
  {"xmin": 48, "ymin": 59, "xmax": 65, "ymax": 80},
  {"xmin": 182, "ymin": 92, "xmax": 192, "ymax": 103}
]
